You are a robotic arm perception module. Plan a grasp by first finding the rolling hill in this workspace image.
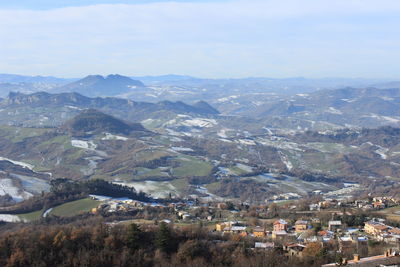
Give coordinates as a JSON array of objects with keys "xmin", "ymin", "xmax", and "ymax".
[{"xmin": 62, "ymin": 109, "xmax": 149, "ymax": 137}]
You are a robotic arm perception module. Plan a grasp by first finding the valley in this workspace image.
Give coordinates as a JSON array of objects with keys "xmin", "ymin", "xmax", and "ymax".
[{"xmin": 0, "ymin": 75, "xmax": 400, "ymax": 223}]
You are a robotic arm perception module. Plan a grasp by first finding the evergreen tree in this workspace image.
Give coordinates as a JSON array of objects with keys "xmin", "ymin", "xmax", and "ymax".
[
  {"xmin": 127, "ymin": 223, "xmax": 142, "ymax": 252},
  {"xmin": 155, "ymin": 222, "xmax": 172, "ymax": 253}
]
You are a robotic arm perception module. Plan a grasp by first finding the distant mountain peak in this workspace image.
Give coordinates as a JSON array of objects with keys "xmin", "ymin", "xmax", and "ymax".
[
  {"xmin": 58, "ymin": 74, "xmax": 145, "ymax": 97},
  {"xmin": 193, "ymin": 100, "xmax": 220, "ymax": 115}
]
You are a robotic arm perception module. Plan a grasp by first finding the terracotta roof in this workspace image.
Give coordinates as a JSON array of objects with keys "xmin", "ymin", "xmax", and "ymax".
[
  {"xmin": 374, "ymin": 225, "xmax": 389, "ymax": 231},
  {"xmin": 390, "ymin": 228, "xmax": 400, "ymax": 235}
]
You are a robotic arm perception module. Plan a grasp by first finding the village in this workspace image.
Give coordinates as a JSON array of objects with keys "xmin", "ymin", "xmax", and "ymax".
[{"xmin": 87, "ymin": 192, "xmax": 400, "ymax": 266}]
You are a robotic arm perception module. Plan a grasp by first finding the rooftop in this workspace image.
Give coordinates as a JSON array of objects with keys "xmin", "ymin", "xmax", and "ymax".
[
  {"xmin": 274, "ymin": 219, "xmax": 288, "ymax": 225},
  {"xmin": 295, "ymin": 220, "xmax": 308, "ymax": 225}
]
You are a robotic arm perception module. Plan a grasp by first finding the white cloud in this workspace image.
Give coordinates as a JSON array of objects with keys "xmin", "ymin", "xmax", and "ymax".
[{"xmin": 0, "ymin": 0, "xmax": 400, "ymax": 78}]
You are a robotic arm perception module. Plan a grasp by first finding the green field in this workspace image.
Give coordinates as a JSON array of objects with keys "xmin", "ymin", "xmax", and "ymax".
[
  {"xmin": 134, "ymin": 167, "xmax": 170, "ymax": 179},
  {"xmin": 49, "ymin": 198, "xmax": 100, "ymax": 217},
  {"xmin": 228, "ymin": 165, "xmax": 250, "ymax": 176},
  {"xmin": 171, "ymin": 156, "xmax": 213, "ymax": 177},
  {"xmin": 0, "ymin": 126, "xmax": 49, "ymax": 143},
  {"xmin": 37, "ymin": 135, "xmax": 72, "ymax": 150},
  {"xmin": 17, "ymin": 209, "xmax": 43, "ymax": 221}
]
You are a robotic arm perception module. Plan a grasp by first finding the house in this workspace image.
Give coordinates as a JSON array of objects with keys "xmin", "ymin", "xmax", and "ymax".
[
  {"xmin": 253, "ymin": 227, "xmax": 266, "ymax": 238},
  {"xmin": 216, "ymin": 221, "xmax": 244, "ymax": 232},
  {"xmin": 361, "ymin": 204, "xmax": 373, "ymax": 211},
  {"xmin": 254, "ymin": 242, "xmax": 274, "ymax": 249},
  {"xmin": 309, "ymin": 204, "xmax": 320, "ymax": 211},
  {"xmin": 182, "ymin": 214, "xmax": 191, "ymax": 221},
  {"xmin": 283, "ymin": 243, "xmax": 307, "ymax": 258},
  {"xmin": 318, "ymin": 230, "xmax": 334, "ymax": 238},
  {"xmin": 372, "ymin": 201, "xmax": 386, "ymax": 209},
  {"xmin": 364, "ymin": 221, "xmax": 389, "ymax": 236},
  {"xmin": 216, "ymin": 223, "xmax": 226, "ymax": 232},
  {"xmin": 389, "ymin": 227, "xmax": 400, "ymax": 236},
  {"xmin": 373, "ymin": 196, "xmax": 386, "ymax": 203},
  {"xmin": 273, "ymin": 219, "xmax": 288, "ymax": 232},
  {"xmin": 217, "ymin": 203, "xmax": 227, "ymax": 209},
  {"xmin": 319, "ymin": 200, "xmax": 335, "ymax": 209},
  {"xmin": 328, "ymin": 220, "xmax": 342, "ymax": 231},
  {"xmin": 338, "ymin": 235, "xmax": 368, "ymax": 258},
  {"xmin": 295, "ymin": 220, "xmax": 309, "ymax": 233},
  {"xmin": 91, "ymin": 207, "xmax": 98, "ymax": 214},
  {"xmin": 223, "ymin": 226, "xmax": 247, "ymax": 236},
  {"xmin": 272, "ymin": 230, "xmax": 288, "ymax": 240}
]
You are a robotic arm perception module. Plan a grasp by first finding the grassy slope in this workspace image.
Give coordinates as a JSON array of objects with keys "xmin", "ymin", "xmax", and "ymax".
[
  {"xmin": 17, "ymin": 209, "xmax": 43, "ymax": 221},
  {"xmin": 49, "ymin": 198, "xmax": 100, "ymax": 217},
  {"xmin": 0, "ymin": 126, "xmax": 49, "ymax": 143},
  {"xmin": 172, "ymin": 156, "xmax": 213, "ymax": 177}
]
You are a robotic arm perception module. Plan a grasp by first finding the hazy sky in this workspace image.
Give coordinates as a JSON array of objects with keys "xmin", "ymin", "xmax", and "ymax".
[{"xmin": 0, "ymin": 0, "xmax": 400, "ymax": 78}]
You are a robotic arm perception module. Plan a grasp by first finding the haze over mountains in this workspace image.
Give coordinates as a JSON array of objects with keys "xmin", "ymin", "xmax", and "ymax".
[
  {"xmin": 0, "ymin": 73, "xmax": 397, "ymax": 99},
  {"xmin": 0, "ymin": 73, "xmax": 399, "ymax": 132}
]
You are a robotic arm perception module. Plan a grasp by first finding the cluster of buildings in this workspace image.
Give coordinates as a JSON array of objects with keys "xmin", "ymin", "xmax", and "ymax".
[
  {"xmin": 309, "ymin": 196, "xmax": 400, "ymax": 212},
  {"xmin": 215, "ymin": 218, "xmax": 371, "ymax": 259},
  {"xmin": 90, "ymin": 195, "xmax": 164, "ymax": 214},
  {"xmin": 214, "ymin": 215, "xmax": 400, "ymax": 266},
  {"xmin": 364, "ymin": 219, "xmax": 400, "ymax": 243},
  {"xmin": 267, "ymin": 193, "xmax": 302, "ymax": 202}
]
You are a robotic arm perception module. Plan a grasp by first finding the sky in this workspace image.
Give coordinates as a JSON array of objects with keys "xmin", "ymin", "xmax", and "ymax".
[{"xmin": 0, "ymin": 0, "xmax": 400, "ymax": 79}]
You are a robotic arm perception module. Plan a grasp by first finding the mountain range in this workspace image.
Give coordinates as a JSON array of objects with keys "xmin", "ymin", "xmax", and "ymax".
[
  {"xmin": 0, "ymin": 73, "xmax": 398, "ymax": 100},
  {"xmin": 0, "ymin": 91, "xmax": 219, "ymax": 127}
]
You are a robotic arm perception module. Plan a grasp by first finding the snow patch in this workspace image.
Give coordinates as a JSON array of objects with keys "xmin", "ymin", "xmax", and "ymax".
[
  {"xmin": 0, "ymin": 178, "xmax": 33, "ymax": 202},
  {"xmin": 375, "ymin": 147, "xmax": 389, "ymax": 159},
  {"xmin": 102, "ymin": 133, "xmax": 128, "ymax": 141},
  {"xmin": 181, "ymin": 118, "xmax": 218, "ymax": 128},
  {"xmin": 236, "ymin": 139, "xmax": 256, "ymax": 146},
  {"xmin": 325, "ymin": 107, "xmax": 343, "ymax": 115},
  {"xmin": 115, "ymin": 181, "xmax": 178, "ymax": 198},
  {"xmin": 0, "ymin": 157, "xmax": 34, "ymax": 170},
  {"xmin": 217, "ymin": 129, "xmax": 228, "ymax": 138},
  {"xmin": 278, "ymin": 152, "xmax": 293, "ymax": 171},
  {"xmin": 43, "ymin": 208, "xmax": 53, "ymax": 217},
  {"xmin": 0, "ymin": 214, "xmax": 22, "ymax": 222},
  {"xmin": 171, "ymin": 147, "xmax": 194, "ymax": 152},
  {"xmin": 71, "ymin": 140, "xmax": 97, "ymax": 150},
  {"xmin": 368, "ymin": 114, "xmax": 400, "ymax": 123}
]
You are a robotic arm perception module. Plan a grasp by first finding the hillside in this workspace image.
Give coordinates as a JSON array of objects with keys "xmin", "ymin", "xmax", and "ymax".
[
  {"xmin": 0, "ymin": 92, "xmax": 220, "ymax": 127},
  {"xmin": 213, "ymin": 87, "xmax": 400, "ymax": 130},
  {"xmin": 62, "ymin": 109, "xmax": 149, "ymax": 137}
]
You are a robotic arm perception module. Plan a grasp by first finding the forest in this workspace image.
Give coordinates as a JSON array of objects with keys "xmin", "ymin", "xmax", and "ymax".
[{"xmin": 0, "ymin": 218, "xmax": 331, "ymax": 267}]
